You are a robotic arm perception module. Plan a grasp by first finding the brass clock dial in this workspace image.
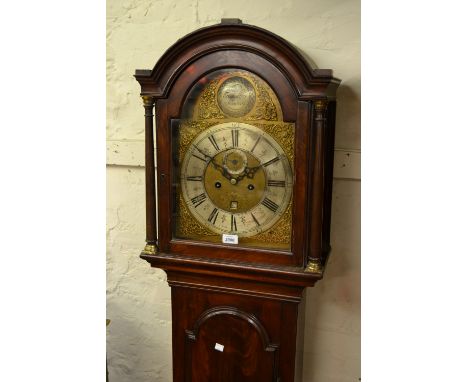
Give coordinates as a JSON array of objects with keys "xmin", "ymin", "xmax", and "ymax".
[{"xmin": 180, "ymin": 122, "xmax": 293, "ymax": 237}]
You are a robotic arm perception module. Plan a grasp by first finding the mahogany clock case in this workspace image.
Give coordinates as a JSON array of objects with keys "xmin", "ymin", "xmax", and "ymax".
[
  {"xmin": 135, "ymin": 19, "xmax": 340, "ymax": 382},
  {"xmin": 136, "ymin": 20, "xmax": 340, "ymax": 275}
]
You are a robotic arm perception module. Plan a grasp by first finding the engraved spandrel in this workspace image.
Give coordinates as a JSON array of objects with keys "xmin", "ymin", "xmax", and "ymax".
[{"xmin": 193, "ymin": 70, "xmax": 281, "ymax": 122}]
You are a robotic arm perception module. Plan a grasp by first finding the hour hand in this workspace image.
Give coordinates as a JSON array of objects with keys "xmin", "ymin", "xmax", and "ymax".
[
  {"xmin": 194, "ymin": 146, "xmax": 234, "ymax": 181},
  {"xmin": 239, "ymin": 156, "xmax": 281, "ymax": 180},
  {"xmin": 211, "ymin": 160, "xmax": 233, "ymax": 180}
]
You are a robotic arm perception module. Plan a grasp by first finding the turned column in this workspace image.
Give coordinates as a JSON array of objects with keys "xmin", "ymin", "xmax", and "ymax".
[
  {"xmin": 141, "ymin": 95, "xmax": 158, "ymax": 255},
  {"xmin": 306, "ymin": 99, "xmax": 328, "ymax": 273}
]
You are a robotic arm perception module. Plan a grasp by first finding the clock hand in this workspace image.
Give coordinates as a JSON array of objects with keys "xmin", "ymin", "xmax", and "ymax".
[
  {"xmin": 212, "ymin": 160, "xmax": 234, "ymax": 180},
  {"xmin": 235, "ymin": 164, "xmax": 262, "ymax": 181},
  {"xmin": 234, "ymin": 156, "xmax": 279, "ymax": 181},
  {"xmin": 194, "ymin": 146, "xmax": 235, "ymax": 182}
]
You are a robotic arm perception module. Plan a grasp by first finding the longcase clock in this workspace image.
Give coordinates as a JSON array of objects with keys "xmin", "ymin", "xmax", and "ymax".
[{"xmin": 135, "ymin": 19, "xmax": 340, "ymax": 382}]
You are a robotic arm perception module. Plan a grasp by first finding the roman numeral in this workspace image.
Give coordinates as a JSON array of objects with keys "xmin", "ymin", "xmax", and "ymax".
[
  {"xmin": 208, "ymin": 208, "xmax": 219, "ymax": 225},
  {"xmin": 192, "ymin": 146, "xmax": 211, "ymax": 162},
  {"xmin": 208, "ymin": 135, "xmax": 220, "ymax": 151},
  {"xmin": 190, "ymin": 193, "xmax": 207, "ymax": 208},
  {"xmin": 261, "ymin": 197, "xmax": 279, "ymax": 213},
  {"xmin": 251, "ymin": 213, "xmax": 260, "ymax": 227},
  {"xmin": 262, "ymin": 156, "xmax": 280, "ymax": 167},
  {"xmin": 192, "ymin": 153, "xmax": 207, "ymax": 162},
  {"xmin": 231, "ymin": 129, "xmax": 239, "ymax": 147},
  {"xmin": 267, "ymin": 180, "xmax": 286, "ymax": 187},
  {"xmin": 231, "ymin": 214, "xmax": 237, "ymax": 232},
  {"xmin": 251, "ymin": 135, "xmax": 261, "ymax": 153},
  {"xmin": 187, "ymin": 176, "xmax": 203, "ymax": 181}
]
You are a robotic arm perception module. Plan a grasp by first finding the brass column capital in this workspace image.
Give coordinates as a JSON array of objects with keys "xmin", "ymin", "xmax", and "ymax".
[
  {"xmin": 141, "ymin": 95, "xmax": 155, "ymax": 107},
  {"xmin": 313, "ymin": 99, "xmax": 328, "ymax": 112}
]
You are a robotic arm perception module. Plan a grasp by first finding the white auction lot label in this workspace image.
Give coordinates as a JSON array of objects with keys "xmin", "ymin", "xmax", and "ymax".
[{"xmin": 222, "ymin": 234, "xmax": 238, "ymax": 244}]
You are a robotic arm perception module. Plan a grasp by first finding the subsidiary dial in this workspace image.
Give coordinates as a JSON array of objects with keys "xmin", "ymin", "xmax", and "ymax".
[{"xmin": 222, "ymin": 149, "xmax": 248, "ymax": 176}]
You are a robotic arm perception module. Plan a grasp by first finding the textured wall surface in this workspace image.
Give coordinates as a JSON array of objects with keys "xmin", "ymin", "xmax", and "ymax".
[{"xmin": 106, "ymin": 1, "xmax": 360, "ymax": 381}]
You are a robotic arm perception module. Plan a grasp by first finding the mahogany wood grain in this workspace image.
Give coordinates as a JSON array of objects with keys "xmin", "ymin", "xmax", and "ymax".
[
  {"xmin": 144, "ymin": 99, "xmax": 157, "ymax": 245},
  {"xmin": 171, "ymin": 285, "xmax": 301, "ymax": 382},
  {"xmin": 309, "ymin": 101, "xmax": 327, "ymax": 264},
  {"xmin": 292, "ymin": 101, "xmax": 313, "ymax": 266},
  {"xmin": 186, "ymin": 306, "xmax": 278, "ymax": 382},
  {"xmin": 135, "ymin": 23, "xmax": 340, "ymax": 99},
  {"xmin": 154, "ymin": 99, "xmax": 171, "ymax": 253}
]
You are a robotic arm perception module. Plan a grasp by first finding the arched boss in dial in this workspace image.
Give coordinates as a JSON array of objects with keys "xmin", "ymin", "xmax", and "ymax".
[{"xmin": 181, "ymin": 122, "xmax": 293, "ymax": 237}]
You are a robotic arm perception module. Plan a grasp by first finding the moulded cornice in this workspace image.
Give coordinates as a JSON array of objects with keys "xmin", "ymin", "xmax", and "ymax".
[{"xmin": 135, "ymin": 21, "xmax": 340, "ymax": 100}]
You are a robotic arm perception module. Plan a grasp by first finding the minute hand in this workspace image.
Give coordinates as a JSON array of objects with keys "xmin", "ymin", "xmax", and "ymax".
[{"xmin": 236, "ymin": 156, "xmax": 280, "ymax": 180}]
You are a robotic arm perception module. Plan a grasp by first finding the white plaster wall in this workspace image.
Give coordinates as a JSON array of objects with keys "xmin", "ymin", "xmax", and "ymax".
[{"xmin": 107, "ymin": 1, "xmax": 360, "ymax": 381}]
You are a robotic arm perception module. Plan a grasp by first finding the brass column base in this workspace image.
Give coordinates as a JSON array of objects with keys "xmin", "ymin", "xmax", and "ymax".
[
  {"xmin": 141, "ymin": 243, "xmax": 158, "ymax": 256},
  {"xmin": 305, "ymin": 259, "xmax": 324, "ymax": 275}
]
